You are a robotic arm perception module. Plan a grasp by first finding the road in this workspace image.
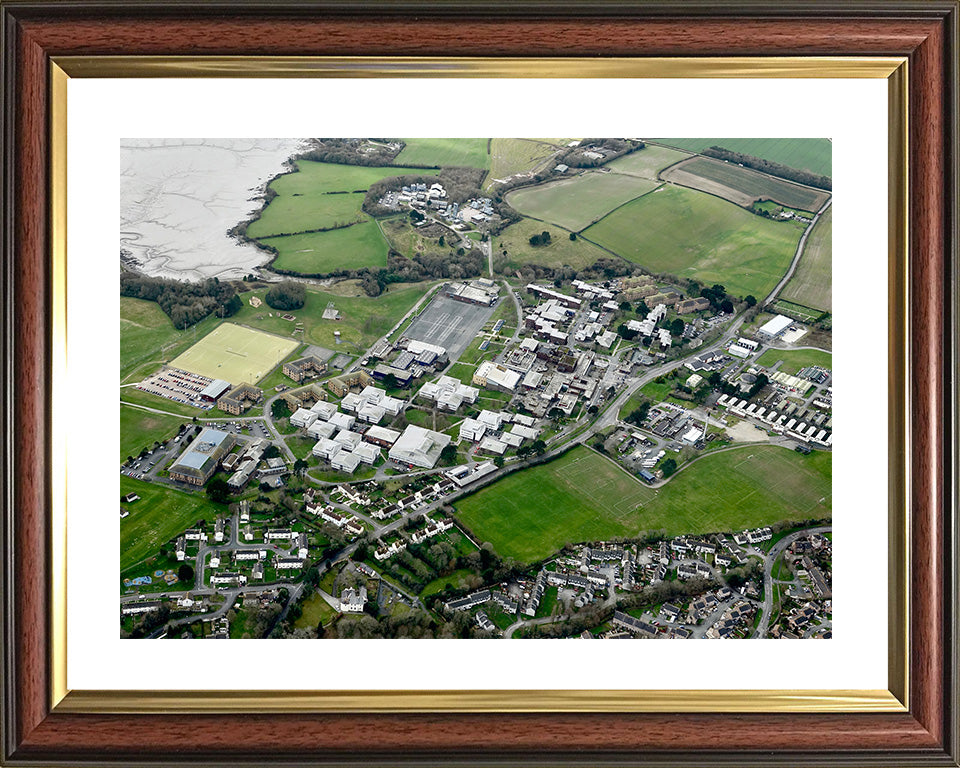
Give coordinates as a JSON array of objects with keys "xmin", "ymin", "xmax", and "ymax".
[{"xmin": 754, "ymin": 525, "xmax": 832, "ymax": 638}]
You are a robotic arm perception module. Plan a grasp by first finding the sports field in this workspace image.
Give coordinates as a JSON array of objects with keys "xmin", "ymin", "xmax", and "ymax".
[
  {"xmin": 606, "ymin": 145, "xmax": 692, "ymax": 179},
  {"xmin": 494, "ymin": 216, "xmax": 612, "ymax": 273},
  {"xmin": 505, "ymin": 173, "xmax": 661, "ymax": 232},
  {"xmin": 394, "ymin": 138, "xmax": 490, "ymax": 168},
  {"xmin": 267, "ymin": 221, "xmax": 391, "ymax": 274},
  {"xmin": 120, "ymin": 476, "xmax": 221, "ymax": 572},
  {"xmin": 583, "ymin": 185, "xmax": 804, "ymax": 299},
  {"xmin": 651, "ymin": 138, "xmax": 832, "ymax": 178},
  {"xmin": 661, "ymin": 156, "xmax": 830, "ymax": 212},
  {"xmin": 454, "ymin": 445, "xmax": 831, "ymax": 563},
  {"xmin": 170, "ymin": 322, "xmax": 298, "ymax": 384},
  {"xmin": 780, "ymin": 205, "xmax": 832, "ymax": 312},
  {"xmin": 755, "ymin": 347, "xmax": 832, "ymax": 375},
  {"xmin": 488, "ymin": 138, "xmax": 557, "ymax": 186}
]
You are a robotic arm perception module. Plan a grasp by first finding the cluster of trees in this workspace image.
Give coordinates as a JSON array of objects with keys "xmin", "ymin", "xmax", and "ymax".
[
  {"xmin": 297, "ymin": 138, "xmax": 403, "ymax": 167},
  {"xmin": 659, "ymin": 457, "xmax": 678, "ymax": 478},
  {"xmin": 528, "ymin": 230, "xmax": 552, "ymax": 247},
  {"xmin": 623, "ymin": 400, "xmax": 652, "ymax": 426},
  {"xmin": 517, "ymin": 439, "xmax": 547, "ymax": 459},
  {"xmin": 712, "ymin": 371, "xmax": 769, "ymax": 400},
  {"xmin": 702, "ymin": 146, "xmax": 832, "ymax": 191},
  {"xmin": 120, "ymin": 272, "xmax": 241, "ymax": 330},
  {"xmin": 264, "ymin": 280, "xmax": 305, "ymax": 310},
  {"xmin": 697, "ymin": 282, "xmax": 735, "ymax": 313}
]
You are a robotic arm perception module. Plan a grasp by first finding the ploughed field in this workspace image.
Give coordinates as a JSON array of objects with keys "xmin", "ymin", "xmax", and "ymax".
[
  {"xmin": 453, "ymin": 445, "xmax": 832, "ymax": 563},
  {"xmin": 660, "ymin": 156, "xmax": 831, "ymax": 212},
  {"xmin": 651, "ymin": 138, "xmax": 833, "ymax": 178}
]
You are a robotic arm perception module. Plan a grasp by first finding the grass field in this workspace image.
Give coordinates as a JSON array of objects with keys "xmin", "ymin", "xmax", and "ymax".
[
  {"xmin": 779, "ymin": 205, "xmax": 832, "ymax": 312},
  {"xmin": 120, "ymin": 297, "xmax": 220, "ymax": 382},
  {"xmin": 651, "ymin": 138, "xmax": 832, "ymax": 178},
  {"xmin": 493, "ymin": 217, "xmax": 612, "ymax": 273},
  {"xmin": 488, "ymin": 139, "xmax": 557, "ymax": 186},
  {"xmin": 395, "ymin": 138, "xmax": 490, "ymax": 168},
  {"xmin": 420, "ymin": 568, "xmax": 475, "ymax": 597},
  {"xmin": 662, "ymin": 157, "xmax": 830, "ymax": 212},
  {"xmin": 294, "ymin": 592, "xmax": 337, "ymax": 630},
  {"xmin": 606, "ymin": 145, "xmax": 692, "ymax": 179},
  {"xmin": 170, "ymin": 322, "xmax": 299, "ymax": 384},
  {"xmin": 120, "ymin": 406, "xmax": 185, "ymax": 462},
  {"xmin": 230, "ymin": 283, "xmax": 431, "ymax": 352},
  {"xmin": 244, "ymin": 161, "xmax": 441, "ymax": 274},
  {"xmin": 505, "ymin": 172, "xmax": 661, "ymax": 232},
  {"xmin": 380, "ymin": 216, "xmax": 454, "ymax": 261},
  {"xmin": 266, "ymin": 221, "xmax": 391, "ymax": 274},
  {"xmin": 755, "ymin": 348, "xmax": 832, "ymax": 375},
  {"xmin": 454, "ymin": 445, "xmax": 831, "ymax": 563},
  {"xmin": 120, "ymin": 476, "xmax": 221, "ymax": 572},
  {"xmin": 583, "ymin": 185, "xmax": 804, "ymax": 299}
]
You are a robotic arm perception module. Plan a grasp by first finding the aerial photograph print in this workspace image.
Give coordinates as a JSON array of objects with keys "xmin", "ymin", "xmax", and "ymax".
[{"xmin": 119, "ymin": 137, "xmax": 833, "ymax": 640}]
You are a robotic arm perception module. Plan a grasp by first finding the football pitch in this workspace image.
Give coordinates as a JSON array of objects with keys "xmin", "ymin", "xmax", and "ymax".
[
  {"xmin": 453, "ymin": 445, "xmax": 831, "ymax": 563},
  {"xmin": 169, "ymin": 322, "xmax": 298, "ymax": 384}
]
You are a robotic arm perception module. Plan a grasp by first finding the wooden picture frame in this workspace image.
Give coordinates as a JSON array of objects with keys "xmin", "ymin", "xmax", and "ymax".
[{"xmin": 1, "ymin": 2, "xmax": 957, "ymax": 765}]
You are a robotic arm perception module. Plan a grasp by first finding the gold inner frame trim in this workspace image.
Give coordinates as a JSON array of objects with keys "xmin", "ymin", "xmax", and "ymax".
[{"xmin": 49, "ymin": 55, "xmax": 909, "ymax": 715}]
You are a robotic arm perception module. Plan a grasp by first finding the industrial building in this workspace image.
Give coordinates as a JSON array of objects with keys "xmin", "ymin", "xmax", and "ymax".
[{"xmin": 756, "ymin": 314, "xmax": 794, "ymax": 340}]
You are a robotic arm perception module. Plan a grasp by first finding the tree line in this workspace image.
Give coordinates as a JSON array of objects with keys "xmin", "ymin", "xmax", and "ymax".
[
  {"xmin": 120, "ymin": 272, "xmax": 241, "ymax": 329},
  {"xmin": 703, "ymin": 146, "xmax": 832, "ymax": 191}
]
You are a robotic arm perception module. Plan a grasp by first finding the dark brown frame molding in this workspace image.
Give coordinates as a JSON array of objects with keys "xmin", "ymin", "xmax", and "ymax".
[{"xmin": 1, "ymin": 2, "xmax": 958, "ymax": 765}]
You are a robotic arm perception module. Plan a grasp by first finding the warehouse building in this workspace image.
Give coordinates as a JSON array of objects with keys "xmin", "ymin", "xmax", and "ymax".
[{"xmin": 756, "ymin": 314, "xmax": 794, "ymax": 340}]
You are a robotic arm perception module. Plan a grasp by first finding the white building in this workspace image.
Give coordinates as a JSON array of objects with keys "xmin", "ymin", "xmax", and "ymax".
[
  {"xmin": 459, "ymin": 418, "xmax": 487, "ymax": 442},
  {"xmin": 473, "ymin": 361, "xmax": 521, "ymax": 391},
  {"xmin": 388, "ymin": 425, "xmax": 452, "ymax": 469},
  {"xmin": 757, "ymin": 314, "xmax": 793, "ymax": 340},
  {"xmin": 331, "ymin": 451, "xmax": 362, "ymax": 474},
  {"xmin": 290, "ymin": 408, "xmax": 319, "ymax": 428},
  {"xmin": 339, "ymin": 586, "xmax": 367, "ymax": 613}
]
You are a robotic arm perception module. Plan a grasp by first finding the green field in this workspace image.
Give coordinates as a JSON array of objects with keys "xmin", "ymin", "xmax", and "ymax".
[
  {"xmin": 651, "ymin": 138, "xmax": 832, "ymax": 178},
  {"xmin": 606, "ymin": 145, "xmax": 692, "ymax": 179},
  {"xmin": 583, "ymin": 185, "xmax": 804, "ymax": 299},
  {"xmin": 267, "ymin": 221, "xmax": 391, "ymax": 274},
  {"xmin": 454, "ymin": 445, "xmax": 831, "ymax": 563},
  {"xmin": 488, "ymin": 138, "xmax": 557, "ymax": 186},
  {"xmin": 394, "ymin": 138, "xmax": 490, "ymax": 168},
  {"xmin": 755, "ymin": 348, "xmax": 832, "ymax": 375},
  {"xmin": 120, "ymin": 476, "xmax": 221, "ymax": 571},
  {"xmin": 294, "ymin": 592, "xmax": 337, "ymax": 630},
  {"xmin": 248, "ymin": 192, "xmax": 367, "ymax": 238},
  {"xmin": 420, "ymin": 568, "xmax": 475, "ymax": 597},
  {"xmin": 494, "ymin": 217, "xmax": 612, "ymax": 273},
  {"xmin": 662, "ymin": 156, "xmax": 830, "ymax": 212},
  {"xmin": 120, "ymin": 297, "xmax": 220, "ymax": 382},
  {"xmin": 779, "ymin": 205, "xmax": 832, "ymax": 312},
  {"xmin": 120, "ymin": 405, "xmax": 185, "ymax": 462},
  {"xmin": 230, "ymin": 283, "xmax": 431, "ymax": 352},
  {"xmin": 244, "ymin": 160, "xmax": 441, "ymax": 274},
  {"xmin": 170, "ymin": 322, "xmax": 299, "ymax": 384},
  {"xmin": 505, "ymin": 172, "xmax": 661, "ymax": 232}
]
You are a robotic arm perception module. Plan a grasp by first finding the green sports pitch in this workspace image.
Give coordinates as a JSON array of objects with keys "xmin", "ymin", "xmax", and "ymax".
[
  {"xmin": 453, "ymin": 445, "xmax": 831, "ymax": 563},
  {"xmin": 169, "ymin": 322, "xmax": 299, "ymax": 384}
]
